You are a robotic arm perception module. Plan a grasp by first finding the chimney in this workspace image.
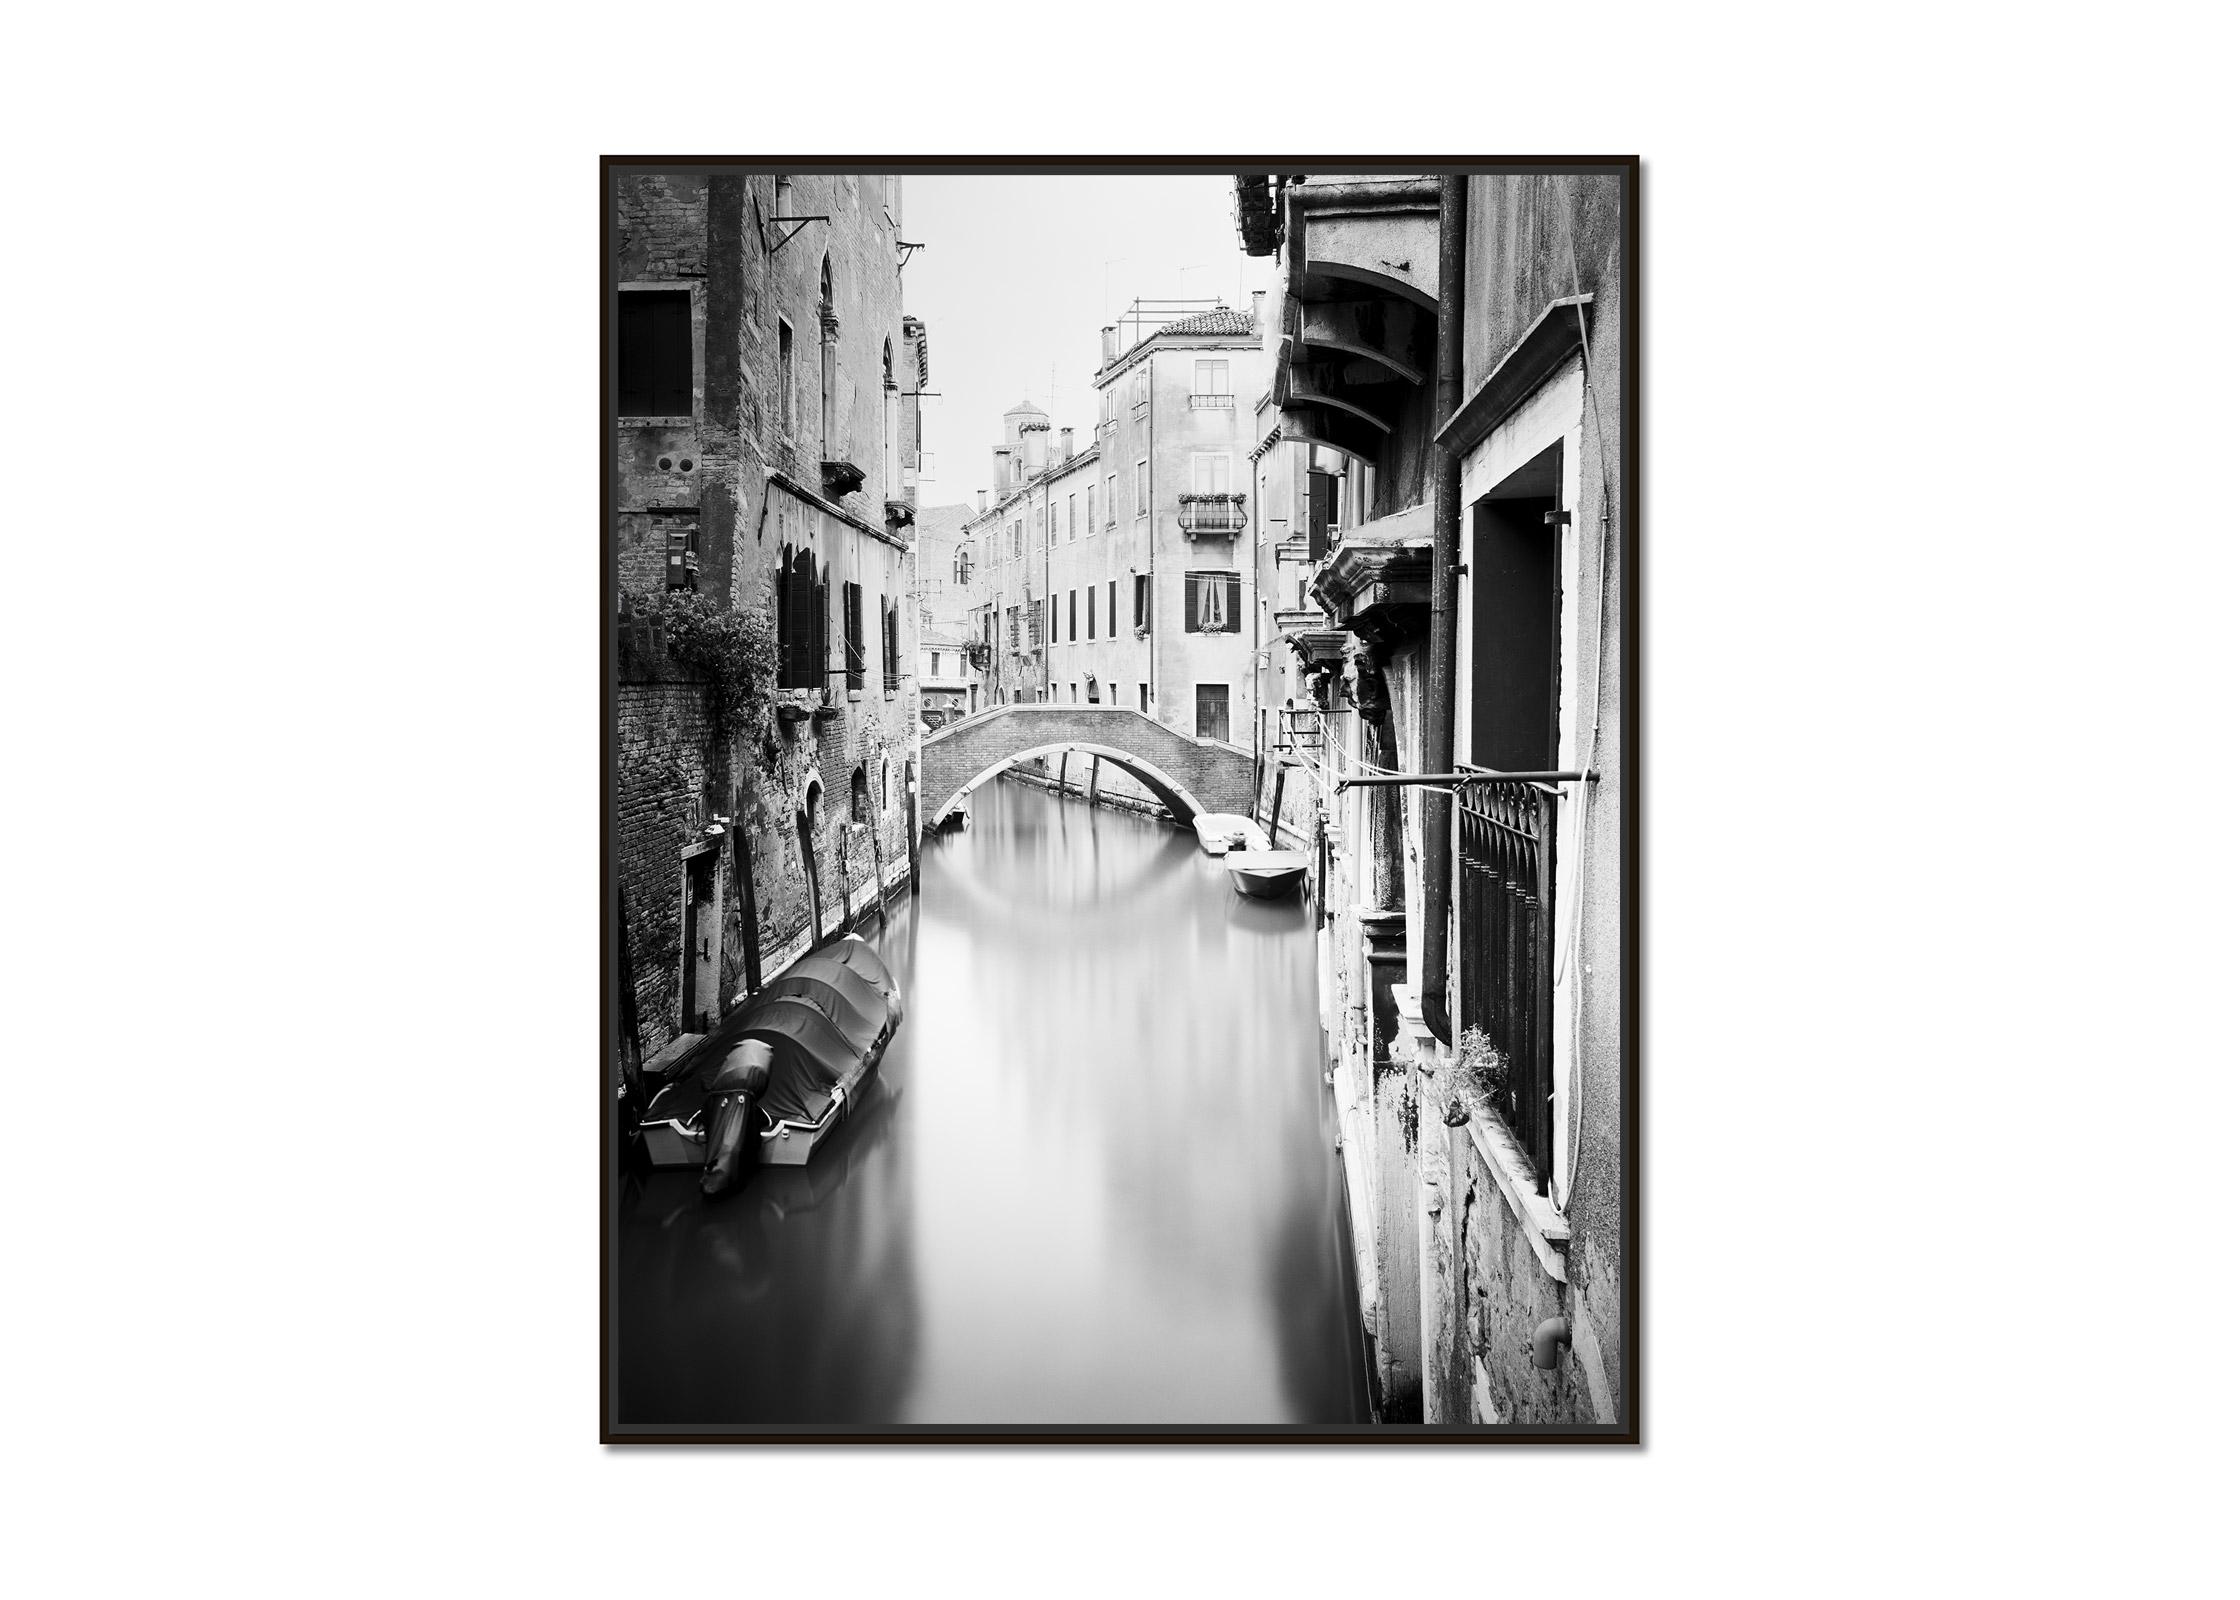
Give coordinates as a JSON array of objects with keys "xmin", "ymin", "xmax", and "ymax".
[
  {"xmin": 1060, "ymin": 427, "xmax": 1074, "ymax": 459},
  {"xmin": 978, "ymin": 490, "xmax": 988, "ymax": 514},
  {"xmin": 1250, "ymin": 289, "xmax": 1267, "ymax": 333},
  {"xmin": 1101, "ymin": 325, "xmax": 1117, "ymax": 364},
  {"xmin": 992, "ymin": 446, "xmax": 1011, "ymax": 489}
]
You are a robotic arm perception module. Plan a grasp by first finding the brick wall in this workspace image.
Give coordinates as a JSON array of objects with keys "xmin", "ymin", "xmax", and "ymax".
[
  {"xmin": 616, "ymin": 171, "xmax": 924, "ymax": 1059},
  {"xmin": 618, "ymin": 174, "xmax": 706, "ymax": 280},
  {"xmin": 616, "ymin": 683, "xmax": 715, "ymax": 1052},
  {"xmin": 922, "ymin": 704, "xmax": 1254, "ymax": 822}
]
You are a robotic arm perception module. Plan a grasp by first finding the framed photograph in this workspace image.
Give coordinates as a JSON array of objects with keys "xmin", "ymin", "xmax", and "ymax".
[{"xmin": 603, "ymin": 157, "xmax": 1638, "ymax": 1441}]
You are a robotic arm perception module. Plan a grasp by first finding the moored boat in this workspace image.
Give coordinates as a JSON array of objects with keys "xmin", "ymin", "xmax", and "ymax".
[
  {"xmin": 1225, "ymin": 849, "xmax": 1309, "ymax": 899},
  {"xmin": 633, "ymin": 933, "xmax": 904, "ymax": 1196},
  {"xmin": 1191, "ymin": 811, "xmax": 1259, "ymax": 854}
]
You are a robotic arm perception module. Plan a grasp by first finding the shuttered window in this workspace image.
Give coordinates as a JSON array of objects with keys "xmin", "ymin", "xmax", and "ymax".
[
  {"xmin": 1183, "ymin": 572, "xmax": 1241, "ymax": 633},
  {"xmin": 1308, "ymin": 469, "xmax": 1337, "ymax": 562},
  {"xmin": 619, "ymin": 291, "xmax": 692, "ymax": 417},
  {"xmin": 777, "ymin": 547, "xmax": 824, "ymax": 689},
  {"xmin": 842, "ymin": 581, "xmax": 865, "ymax": 690}
]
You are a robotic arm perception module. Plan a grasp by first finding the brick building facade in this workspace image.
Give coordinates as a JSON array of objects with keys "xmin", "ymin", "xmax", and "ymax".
[{"xmin": 613, "ymin": 170, "xmax": 927, "ymax": 1067}]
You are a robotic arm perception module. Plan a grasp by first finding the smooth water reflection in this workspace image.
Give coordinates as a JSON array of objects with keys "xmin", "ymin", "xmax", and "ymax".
[{"xmin": 616, "ymin": 778, "xmax": 1368, "ymax": 1425}]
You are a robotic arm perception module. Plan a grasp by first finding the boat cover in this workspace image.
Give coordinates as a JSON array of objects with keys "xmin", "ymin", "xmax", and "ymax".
[
  {"xmin": 756, "ymin": 964, "xmax": 891, "ymax": 1053},
  {"xmin": 805, "ymin": 936, "xmax": 903, "ymax": 1017},
  {"xmin": 735, "ymin": 995, "xmax": 870, "ymax": 1129}
]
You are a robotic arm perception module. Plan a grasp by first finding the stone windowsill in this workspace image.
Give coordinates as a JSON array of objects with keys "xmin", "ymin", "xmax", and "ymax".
[
  {"xmin": 1462, "ymin": 1106, "xmax": 1571, "ymax": 1284},
  {"xmin": 1389, "ymin": 981, "xmax": 1570, "ymax": 1284}
]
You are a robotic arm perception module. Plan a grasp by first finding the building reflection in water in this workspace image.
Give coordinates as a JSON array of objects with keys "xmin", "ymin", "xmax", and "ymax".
[{"xmin": 616, "ymin": 777, "xmax": 1367, "ymax": 1426}]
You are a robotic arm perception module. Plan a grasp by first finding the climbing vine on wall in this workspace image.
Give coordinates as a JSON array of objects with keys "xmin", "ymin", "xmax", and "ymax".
[{"xmin": 637, "ymin": 591, "xmax": 781, "ymax": 752}]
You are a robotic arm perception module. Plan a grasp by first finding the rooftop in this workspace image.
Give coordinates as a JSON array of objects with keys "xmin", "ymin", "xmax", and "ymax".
[{"xmin": 1102, "ymin": 303, "xmax": 1260, "ymax": 376}]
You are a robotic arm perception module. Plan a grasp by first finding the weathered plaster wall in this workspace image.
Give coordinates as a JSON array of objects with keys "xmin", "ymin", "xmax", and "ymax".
[{"xmin": 615, "ymin": 170, "xmax": 925, "ymax": 1064}]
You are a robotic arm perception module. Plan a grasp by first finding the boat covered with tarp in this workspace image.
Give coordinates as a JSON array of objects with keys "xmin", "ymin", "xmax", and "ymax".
[{"xmin": 634, "ymin": 933, "xmax": 904, "ymax": 1196}]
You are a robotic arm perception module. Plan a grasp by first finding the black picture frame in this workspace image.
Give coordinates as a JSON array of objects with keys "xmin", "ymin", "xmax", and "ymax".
[{"xmin": 601, "ymin": 156, "xmax": 1641, "ymax": 1444}]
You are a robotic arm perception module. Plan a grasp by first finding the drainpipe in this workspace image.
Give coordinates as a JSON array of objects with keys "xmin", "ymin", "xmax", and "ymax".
[
  {"xmin": 1419, "ymin": 175, "xmax": 1466, "ymax": 1047},
  {"xmin": 1146, "ymin": 352, "xmax": 1157, "ymax": 718},
  {"xmin": 1250, "ymin": 438, "xmax": 1263, "ymax": 811}
]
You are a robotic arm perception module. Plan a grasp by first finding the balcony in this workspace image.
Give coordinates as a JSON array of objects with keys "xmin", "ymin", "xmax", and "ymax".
[
  {"xmin": 1248, "ymin": 177, "xmax": 1440, "ymax": 463},
  {"xmin": 1187, "ymin": 392, "xmax": 1235, "ymax": 411},
  {"xmin": 1456, "ymin": 772, "xmax": 1558, "ymax": 1190},
  {"xmin": 1177, "ymin": 492, "xmax": 1247, "ymax": 539},
  {"xmin": 1308, "ymin": 501, "xmax": 1433, "ymax": 644}
]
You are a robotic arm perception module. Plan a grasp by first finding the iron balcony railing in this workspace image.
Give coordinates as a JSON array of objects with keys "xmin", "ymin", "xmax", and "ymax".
[
  {"xmin": 1457, "ymin": 771, "xmax": 1558, "ymax": 1189},
  {"xmin": 1178, "ymin": 493, "xmax": 1247, "ymax": 534}
]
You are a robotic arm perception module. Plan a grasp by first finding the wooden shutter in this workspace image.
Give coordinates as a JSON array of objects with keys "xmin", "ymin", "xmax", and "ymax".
[
  {"xmin": 619, "ymin": 290, "xmax": 691, "ymax": 416},
  {"xmin": 1308, "ymin": 470, "xmax": 1336, "ymax": 562},
  {"xmin": 813, "ymin": 571, "xmax": 829, "ymax": 689},
  {"xmin": 780, "ymin": 547, "xmax": 814, "ymax": 687}
]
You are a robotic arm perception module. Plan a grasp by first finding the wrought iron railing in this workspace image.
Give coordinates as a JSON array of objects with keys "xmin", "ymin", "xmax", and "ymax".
[
  {"xmin": 1178, "ymin": 493, "xmax": 1247, "ymax": 534},
  {"xmin": 1456, "ymin": 772, "xmax": 1558, "ymax": 1188}
]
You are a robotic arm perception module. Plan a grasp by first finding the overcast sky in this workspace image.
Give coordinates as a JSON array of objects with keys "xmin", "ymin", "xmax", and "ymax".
[{"xmin": 899, "ymin": 174, "xmax": 1274, "ymax": 512}]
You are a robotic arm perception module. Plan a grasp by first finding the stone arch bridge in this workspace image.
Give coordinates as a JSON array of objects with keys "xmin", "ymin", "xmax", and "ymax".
[{"xmin": 921, "ymin": 704, "xmax": 1254, "ymax": 829}]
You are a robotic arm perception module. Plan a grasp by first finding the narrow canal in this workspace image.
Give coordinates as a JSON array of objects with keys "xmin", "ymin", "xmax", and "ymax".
[{"xmin": 616, "ymin": 777, "xmax": 1368, "ymax": 1426}]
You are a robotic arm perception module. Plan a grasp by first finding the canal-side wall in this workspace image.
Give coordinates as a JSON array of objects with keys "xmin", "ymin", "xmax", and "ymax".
[{"xmin": 615, "ymin": 171, "xmax": 926, "ymax": 1062}]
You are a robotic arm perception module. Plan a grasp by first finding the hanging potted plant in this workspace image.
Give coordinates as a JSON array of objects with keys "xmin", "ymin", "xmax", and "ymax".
[{"xmin": 1442, "ymin": 1026, "xmax": 1508, "ymax": 1127}]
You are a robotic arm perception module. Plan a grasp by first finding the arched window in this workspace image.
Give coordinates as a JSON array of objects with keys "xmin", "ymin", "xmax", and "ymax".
[
  {"xmin": 850, "ymin": 766, "xmax": 871, "ymax": 824},
  {"xmin": 883, "ymin": 338, "xmax": 894, "ymax": 389}
]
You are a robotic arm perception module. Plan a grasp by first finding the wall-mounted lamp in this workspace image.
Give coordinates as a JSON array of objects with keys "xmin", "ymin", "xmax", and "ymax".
[{"xmin": 1531, "ymin": 1316, "xmax": 1572, "ymax": 1371}]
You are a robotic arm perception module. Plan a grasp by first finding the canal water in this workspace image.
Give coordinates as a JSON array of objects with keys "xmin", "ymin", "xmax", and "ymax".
[{"xmin": 616, "ymin": 777, "xmax": 1368, "ymax": 1426}]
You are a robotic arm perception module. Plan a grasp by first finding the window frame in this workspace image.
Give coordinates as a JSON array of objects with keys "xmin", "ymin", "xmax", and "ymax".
[
  {"xmin": 617, "ymin": 284, "xmax": 696, "ymax": 420},
  {"xmin": 1191, "ymin": 452, "xmax": 1232, "ymax": 497},
  {"xmin": 777, "ymin": 315, "xmax": 796, "ymax": 438},
  {"xmin": 1182, "ymin": 570, "xmax": 1242, "ymax": 634}
]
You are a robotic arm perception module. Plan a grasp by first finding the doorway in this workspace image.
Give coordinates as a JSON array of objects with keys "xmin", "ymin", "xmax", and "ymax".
[
  {"xmin": 1470, "ymin": 449, "xmax": 1562, "ymax": 770},
  {"xmin": 679, "ymin": 846, "xmax": 720, "ymax": 1034},
  {"xmin": 1195, "ymin": 683, "xmax": 1230, "ymax": 743},
  {"xmin": 796, "ymin": 793, "xmax": 823, "ymax": 945}
]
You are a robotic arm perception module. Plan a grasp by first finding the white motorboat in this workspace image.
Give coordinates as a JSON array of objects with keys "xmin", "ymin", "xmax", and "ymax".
[{"xmin": 1192, "ymin": 812, "xmax": 1263, "ymax": 854}]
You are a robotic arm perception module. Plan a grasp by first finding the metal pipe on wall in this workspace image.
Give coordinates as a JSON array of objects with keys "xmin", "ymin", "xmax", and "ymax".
[{"xmin": 1419, "ymin": 175, "xmax": 1467, "ymax": 1047}]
